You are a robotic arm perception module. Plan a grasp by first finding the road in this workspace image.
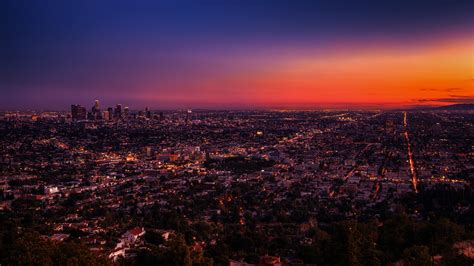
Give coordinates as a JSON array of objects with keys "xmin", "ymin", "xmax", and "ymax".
[{"xmin": 403, "ymin": 112, "xmax": 418, "ymax": 193}]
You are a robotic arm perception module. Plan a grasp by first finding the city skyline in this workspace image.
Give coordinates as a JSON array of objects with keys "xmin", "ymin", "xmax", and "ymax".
[{"xmin": 2, "ymin": 0, "xmax": 473, "ymax": 110}]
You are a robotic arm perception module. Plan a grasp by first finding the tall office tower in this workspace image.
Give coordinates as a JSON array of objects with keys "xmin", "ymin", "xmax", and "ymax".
[
  {"xmin": 107, "ymin": 107, "xmax": 113, "ymax": 119},
  {"xmin": 71, "ymin": 105, "xmax": 79, "ymax": 121},
  {"xmin": 91, "ymin": 100, "xmax": 102, "ymax": 120},
  {"xmin": 145, "ymin": 107, "xmax": 151, "ymax": 119},
  {"xmin": 159, "ymin": 112, "xmax": 164, "ymax": 120},
  {"xmin": 71, "ymin": 104, "xmax": 87, "ymax": 121},
  {"xmin": 114, "ymin": 104, "xmax": 122, "ymax": 119},
  {"xmin": 103, "ymin": 110, "xmax": 110, "ymax": 121},
  {"xmin": 124, "ymin": 106, "xmax": 129, "ymax": 119},
  {"xmin": 87, "ymin": 112, "xmax": 95, "ymax": 120},
  {"xmin": 78, "ymin": 106, "xmax": 87, "ymax": 120}
]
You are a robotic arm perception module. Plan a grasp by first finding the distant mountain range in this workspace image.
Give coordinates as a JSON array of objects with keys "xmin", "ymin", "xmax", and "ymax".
[
  {"xmin": 429, "ymin": 103, "xmax": 474, "ymax": 111},
  {"xmin": 410, "ymin": 103, "xmax": 474, "ymax": 111}
]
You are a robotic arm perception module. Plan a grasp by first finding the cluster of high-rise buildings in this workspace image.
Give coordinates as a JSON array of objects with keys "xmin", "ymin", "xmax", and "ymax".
[{"xmin": 71, "ymin": 100, "xmax": 161, "ymax": 121}]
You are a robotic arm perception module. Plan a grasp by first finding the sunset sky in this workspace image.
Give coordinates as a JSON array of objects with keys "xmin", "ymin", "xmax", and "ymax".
[{"xmin": 1, "ymin": 0, "xmax": 473, "ymax": 110}]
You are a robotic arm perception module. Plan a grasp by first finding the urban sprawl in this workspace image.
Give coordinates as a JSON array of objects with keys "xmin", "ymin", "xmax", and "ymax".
[{"xmin": 1, "ymin": 101, "xmax": 473, "ymax": 265}]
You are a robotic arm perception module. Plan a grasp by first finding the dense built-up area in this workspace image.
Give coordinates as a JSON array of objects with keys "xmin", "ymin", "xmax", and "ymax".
[{"xmin": 0, "ymin": 108, "xmax": 473, "ymax": 265}]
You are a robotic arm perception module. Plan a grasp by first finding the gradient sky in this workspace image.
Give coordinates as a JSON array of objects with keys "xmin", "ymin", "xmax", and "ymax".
[{"xmin": 1, "ymin": 0, "xmax": 473, "ymax": 110}]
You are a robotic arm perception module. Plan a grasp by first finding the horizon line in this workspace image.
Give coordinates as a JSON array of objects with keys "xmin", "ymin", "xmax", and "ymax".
[{"xmin": 1, "ymin": 102, "xmax": 472, "ymax": 113}]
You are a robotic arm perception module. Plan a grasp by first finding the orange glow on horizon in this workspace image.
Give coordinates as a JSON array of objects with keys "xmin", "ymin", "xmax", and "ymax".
[
  {"xmin": 243, "ymin": 38, "xmax": 473, "ymax": 107},
  {"xmin": 140, "ymin": 37, "xmax": 473, "ymax": 108}
]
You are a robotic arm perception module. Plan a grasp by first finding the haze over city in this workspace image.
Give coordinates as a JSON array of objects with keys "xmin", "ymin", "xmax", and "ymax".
[{"xmin": 2, "ymin": 0, "xmax": 473, "ymax": 110}]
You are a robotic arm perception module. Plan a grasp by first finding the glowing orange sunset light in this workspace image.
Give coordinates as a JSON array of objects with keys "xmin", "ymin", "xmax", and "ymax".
[
  {"xmin": 213, "ymin": 38, "xmax": 473, "ymax": 108},
  {"xmin": 136, "ymin": 36, "xmax": 473, "ymax": 109}
]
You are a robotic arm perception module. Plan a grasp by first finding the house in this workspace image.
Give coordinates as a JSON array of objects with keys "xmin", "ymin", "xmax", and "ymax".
[
  {"xmin": 259, "ymin": 256, "xmax": 282, "ymax": 266},
  {"xmin": 109, "ymin": 247, "xmax": 127, "ymax": 261},
  {"xmin": 109, "ymin": 227, "xmax": 146, "ymax": 262},
  {"xmin": 122, "ymin": 227, "xmax": 145, "ymax": 244}
]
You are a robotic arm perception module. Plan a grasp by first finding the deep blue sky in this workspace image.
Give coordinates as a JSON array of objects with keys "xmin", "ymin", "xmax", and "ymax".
[{"xmin": 1, "ymin": 0, "xmax": 473, "ymax": 110}]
